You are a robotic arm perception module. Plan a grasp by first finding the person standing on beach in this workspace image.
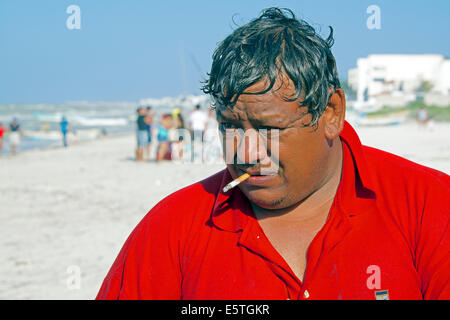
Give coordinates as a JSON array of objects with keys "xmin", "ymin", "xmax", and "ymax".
[
  {"xmin": 98, "ymin": 8, "xmax": 449, "ymax": 300},
  {"xmin": 0, "ymin": 122, "xmax": 5, "ymax": 155},
  {"xmin": 136, "ymin": 107, "xmax": 150, "ymax": 162},
  {"xmin": 8, "ymin": 117, "xmax": 22, "ymax": 155},
  {"xmin": 189, "ymin": 104, "xmax": 208, "ymax": 162},
  {"xmin": 417, "ymin": 106, "xmax": 430, "ymax": 128},
  {"xmin": 156, "ymin": 114, "xmax": 173, "ymax": 162},
  {"xmin": 171, "ymin": 111, "xmax": 186, "ymax": 161},
  {"xmin": 60, "ymin": 115, "xmax": 71, "ymax": 147},
  {"xmin": 144, "ymin": 106, "xmax": 154, "ymax": 161},
  {"xmin": 203, "ymin": 108, "xmax": 222, "ymax": 163}
]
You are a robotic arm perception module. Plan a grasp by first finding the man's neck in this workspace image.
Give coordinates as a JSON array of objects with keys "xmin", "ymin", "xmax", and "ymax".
[{"xmin": 252, "ymin": 138, "xmax": 343, "ymax": 228}]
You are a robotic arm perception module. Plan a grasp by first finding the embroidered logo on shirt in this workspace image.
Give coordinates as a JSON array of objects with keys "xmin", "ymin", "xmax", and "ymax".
[{"xmin": 374, "ymin": 290, "xmax": 389, "ymax": 300}]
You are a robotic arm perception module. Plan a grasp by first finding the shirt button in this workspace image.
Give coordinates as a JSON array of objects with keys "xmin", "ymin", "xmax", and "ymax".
[
  {"xmin": 303, "ymin": 290, "xmax": 310, "ymax": 299},
  {"xmin": 256, "ymin": 235, "xmax": 260, "ymax": 239}
]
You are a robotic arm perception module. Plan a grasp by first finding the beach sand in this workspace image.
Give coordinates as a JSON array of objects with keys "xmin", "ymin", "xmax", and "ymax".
[{"xmin": 0, "ymin": 122, "xmax": 449, "ymax": 299}]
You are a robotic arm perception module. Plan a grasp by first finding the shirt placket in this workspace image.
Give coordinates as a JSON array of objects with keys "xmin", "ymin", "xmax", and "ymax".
[
  {"xmin": 238, "ymin": 197, "xmax": 354, "ymax": 300},
  {"xmin": 297, "ymin": 205, "xmax": 353, "ymax": 300},
  {"xmin": 237, "ymin": 217, "xmax": 303, "ymax": 299}
]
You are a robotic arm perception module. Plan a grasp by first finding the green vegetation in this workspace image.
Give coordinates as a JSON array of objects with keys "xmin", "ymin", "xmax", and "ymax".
[
  {"xmin": 417, "ymin": 80, "xmax": 433, "ymax": 93},
  {"xmin": 366, "ymin": 101, "xmax": 450, "ymax": 122}
]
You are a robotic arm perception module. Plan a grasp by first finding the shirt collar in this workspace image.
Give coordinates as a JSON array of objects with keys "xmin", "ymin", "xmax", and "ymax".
[
  {"xmin": 339, "ymin": 121, "xmax": 377, "ymax": 194},
  {"xmin": 335, "ymin": 121, "xmax": 377, "ymax": 217},
  {"xmin": 209, "ymin": 120, "xmax": 377, "ymax": 232},
  {"xmin": 209, "ymin": 169, "xmax": 251, "ymax": 232}
]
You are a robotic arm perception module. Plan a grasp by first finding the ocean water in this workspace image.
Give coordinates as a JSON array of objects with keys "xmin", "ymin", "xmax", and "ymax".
[
  {"xmin": 0, "ymin": 100, "xmax": 212, "ymax": 155},
  {"xmin": 0, "ymin": 102, "xmax": 144, "ymax": 155},
  {"xmin": 0, "ymin": 96, "xmax": 216, "ymax": 155}
]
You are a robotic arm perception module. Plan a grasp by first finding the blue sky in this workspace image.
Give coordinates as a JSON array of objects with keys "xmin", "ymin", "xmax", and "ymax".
[{"xmin": 1, "ymin": 0, "xmax": 449, "ymax": 103}]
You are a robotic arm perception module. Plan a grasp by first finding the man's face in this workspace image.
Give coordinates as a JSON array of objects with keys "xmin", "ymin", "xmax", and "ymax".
[{"xmin": 217, "ymin": 79, "xmax": 336, "ymax": 210}]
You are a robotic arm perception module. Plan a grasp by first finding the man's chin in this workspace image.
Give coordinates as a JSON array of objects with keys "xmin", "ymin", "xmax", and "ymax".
[{"xmin": 241, "ymin": 187, "xmax": 288, "ymax": 210}]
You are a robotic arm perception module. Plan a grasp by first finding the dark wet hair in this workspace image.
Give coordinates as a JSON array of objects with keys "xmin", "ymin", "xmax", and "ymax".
[{"xmin": 202, "ymin": 7, "xmax": 340, "ymax": 127}]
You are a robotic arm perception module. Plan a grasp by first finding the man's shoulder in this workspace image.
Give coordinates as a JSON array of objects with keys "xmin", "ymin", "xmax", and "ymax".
[
  {"xmin": 360, "ymin": 145, "xmax": 449, "ymax": 249},
  {"xmin": 362, "ymin": 145, "xmax": 449, "ymax": 191}
]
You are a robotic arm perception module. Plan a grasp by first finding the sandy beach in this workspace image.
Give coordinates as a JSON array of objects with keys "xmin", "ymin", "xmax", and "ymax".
[{"xmin": 1, "ymin": 122, "xmax": 449, "ymax": 299}]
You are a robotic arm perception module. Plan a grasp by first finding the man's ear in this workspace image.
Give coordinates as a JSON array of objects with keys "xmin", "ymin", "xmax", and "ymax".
[{"xmin": 322, "ymin": 88, "xmax": 346, "ymax": 140}]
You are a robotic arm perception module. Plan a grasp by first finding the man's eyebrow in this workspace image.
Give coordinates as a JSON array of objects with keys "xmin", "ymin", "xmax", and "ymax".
[
  {"xmin": 217, "ymin": 108, "xmax": 284, "ymax": 126},
  {"xmin": 250, "ymin": 117, "xmax": 286, "ymax": 128}
]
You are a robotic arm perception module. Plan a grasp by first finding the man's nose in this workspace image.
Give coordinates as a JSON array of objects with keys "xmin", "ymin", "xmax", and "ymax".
[{"xmin": 236, "ymin": 128, "xmax": 268, "ymax": 165}]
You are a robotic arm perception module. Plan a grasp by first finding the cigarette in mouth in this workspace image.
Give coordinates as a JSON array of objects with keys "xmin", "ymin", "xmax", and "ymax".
[{"xmin": 222, "ymin": 173, "xmax": 251, "ymax": 193}]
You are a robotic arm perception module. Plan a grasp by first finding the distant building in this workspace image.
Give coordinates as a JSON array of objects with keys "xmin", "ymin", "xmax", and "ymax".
[{"xmin": 348, "ymin": 54, "xmax": 450, "ymax": 110}]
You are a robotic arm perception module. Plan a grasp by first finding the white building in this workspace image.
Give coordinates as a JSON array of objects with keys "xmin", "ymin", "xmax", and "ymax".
[{"xmin": 348, "ymin": 54, "xmax": 450, "ymax": 110}]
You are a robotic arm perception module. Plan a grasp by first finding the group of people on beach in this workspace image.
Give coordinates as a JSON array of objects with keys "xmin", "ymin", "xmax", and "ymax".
[{"xmin": 135, "ymin": 104, "xmax": 222, "ymax": 163}]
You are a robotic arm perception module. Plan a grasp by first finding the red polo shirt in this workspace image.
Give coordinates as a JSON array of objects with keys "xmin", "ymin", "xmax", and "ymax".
[{"xmin": 97, "ymin": 121, "xmax": 449, "ymax": 300}]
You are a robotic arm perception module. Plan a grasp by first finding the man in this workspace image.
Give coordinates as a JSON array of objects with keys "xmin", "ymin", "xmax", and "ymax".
[
  {"xmin": 8, "ymin": 117, "xmax": 22, "ymax": 155},
  {"xmin": 144, "ymin": 106, "xmax": 154, "ymax": 161},
  {"xmin": 189, "ymin": 104, "xmax": 208, "ymax": 162},
  {"xmin": 60, "ymin": 115, "xmax": 71, "ymax": 147},
  {"xmin": 97, "ymin": 8, "xmax": 449, "ymax": 300},
  {"xmin": 136, "ymin": 107, "xmax": 149, "ymax": 162},
  {"xmin": 189, "ymin": 104, "xmax": 208, "ymax": 139}
]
